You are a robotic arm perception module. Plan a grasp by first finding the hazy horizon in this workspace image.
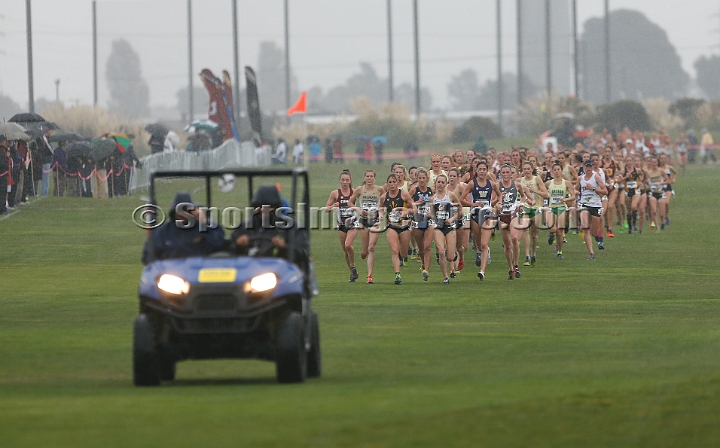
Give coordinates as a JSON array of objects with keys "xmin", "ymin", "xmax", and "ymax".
[{"xmin": 1, "ymin": 0, "xmax": 719, "ymax": 117}]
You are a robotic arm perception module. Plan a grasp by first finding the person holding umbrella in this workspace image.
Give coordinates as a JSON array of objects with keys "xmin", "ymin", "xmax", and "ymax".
[
  {"xmin": 0, "ymin": 136, "xmax": 10, "ymax": 213},
  {"xmin": 37, "ymin": 129, "xmax": 54, "ymax": 197},
  {"xmin": 51, "ymin": 141, "xmax": 69, "ymax": 197}
]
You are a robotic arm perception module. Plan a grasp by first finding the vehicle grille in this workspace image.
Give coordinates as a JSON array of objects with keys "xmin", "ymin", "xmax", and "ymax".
[{"xmin": 195, "ymin": 295, "xmax": 237, "ymax": 312}]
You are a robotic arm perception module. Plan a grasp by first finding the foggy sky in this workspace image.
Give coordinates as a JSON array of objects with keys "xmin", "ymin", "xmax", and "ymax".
[{"xmin": 1, "ymin": 0, "xmax": 718, "ymax": 116}]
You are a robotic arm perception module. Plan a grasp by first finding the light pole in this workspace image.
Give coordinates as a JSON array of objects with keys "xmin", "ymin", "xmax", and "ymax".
[
  {"xmin": 387, "ymin": 0, "xmax": 394, "ymax": 103},
  {"xmin": 55, "ymin": 79, "xmax": 60, "ymax": 103},
  {"xmin": 26, "ymin": 0, "xmax": 34, "ymax": 113},
  {"xmin": 413, "ymin": 0, "xmax": 420, "ymax": 119},
  {"xmin": 497, "ymin": 0, "xmax": 502, "ymax": 135},
  {"xmin": 188, "ymin": 0, "xmax": 194, "ymax": 121},
  {"xmin": 605, "ymin": 0, "xmax": 610, "ymax": 103}
]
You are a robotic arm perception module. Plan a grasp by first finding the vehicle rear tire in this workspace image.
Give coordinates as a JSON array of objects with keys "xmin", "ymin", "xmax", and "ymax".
[
  {"xmin": 159, "ymin": 356, "xmax": 176, "ymax": 381},
  {"xmin": 307, "ymin": 310, "xmax": 321, "ymax": 378},
  {"xmin": 275, "ymin": 311, "xmax": 307, "ymax": 383},
  {"xmin": 133, "ymin": 314, "xmax": 160, "ymax": 386}
]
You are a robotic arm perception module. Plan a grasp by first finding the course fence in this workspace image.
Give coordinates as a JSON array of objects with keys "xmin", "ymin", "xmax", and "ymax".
[{"xmin": 129, "ymin": 139, "xmax": 270, "ymax": 192}]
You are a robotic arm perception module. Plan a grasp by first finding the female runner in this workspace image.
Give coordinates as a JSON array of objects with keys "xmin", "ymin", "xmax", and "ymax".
[
  {"xmin": 409, "ymin": 168, "xmax": 434, "ymax": 280},
  {"xmin": 497, "ymin": 164, "xmax": 535, "ymax": 280},
  {"xmin": 519, "ymin": 161, "xmax": 549, "ymax": 266},
  {"xmin": 324, "ymin": 169, "xmax": 358, "ymax": 282},
  {"xmin": 634, "ymin": 155, "xmax": 649, "ymax": 234},
  {"xmin": 657, "ymin": 153, "xmax": 678, "ymax": 228},
  {"xmin": 645, "ymin": 156, "xmax": 671, "ymax": 231},
  {"xmin": 379, "ymin": 174, "xmax": 415, "ymax": 285},
  {"xmin": 460, "ymin": 160, "xmax": 500, "ymax": 280},
  {"xmin": 545, "ymin": 163, "xmax": 575, "ymax": 259},
  {"xmin": 428, "ymin": 174, "xmax": 461, "ymax": 284},
  {"xmin": 577, "ymin": 161, "xmax": 608, "ymax": 259},
  {"xmin": 346, "ymin": 170, "xmax": 384, "ymax": 284},
  {"xmin": 428, "ymin": 154, "xmax": 446, "ymax": 186},
  {"xmin": 600, "ymin": 146, "xmax": 619, "ymax": 237},
  {"xmin": 447, "ymin": 168, "xmax": 468, "ymax": 271},
  {"xmin": 621, "ymin": 156, "xmax": 642, "ymax": 234}
]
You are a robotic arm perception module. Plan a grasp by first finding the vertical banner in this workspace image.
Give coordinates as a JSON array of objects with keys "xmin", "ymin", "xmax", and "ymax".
[
  {"xmin": 199, "ymin": 69, "xmax": 234, "ymax": 142},
  {"xmin": 244, "ymin": 66, "xmax": 263, "ymax": 142},
  {"xmin": 222, "ymin": 70, "xmax": 239, "ymax": 140}
]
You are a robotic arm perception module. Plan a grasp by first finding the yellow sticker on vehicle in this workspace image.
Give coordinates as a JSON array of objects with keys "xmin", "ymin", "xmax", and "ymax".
[{"xmin": 198, "ymin": 268, "xmax": 237, "ymax": 283}]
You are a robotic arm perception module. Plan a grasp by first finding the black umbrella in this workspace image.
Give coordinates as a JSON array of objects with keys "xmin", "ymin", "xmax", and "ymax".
[
  {"xmin": 27, "ymin": 121, "xmax": 60, "ymax": 132},
  {"xmin": 65, "ymin": 142, "xmax": 92, "ymax": 159},
  {"xmin": 48, "ymin": 131, "xmax": 88, "ymax": 143},
  {"xmin": 90, "ymin": 138, "xmax": 118, "ymax": 162},
  {"xmin": 144, "ymin": 123, "xmax": 169, "ymax": 137},
  {"xmin": 8, "ymin": 112, "xmax": 46, "ymax": 123}
]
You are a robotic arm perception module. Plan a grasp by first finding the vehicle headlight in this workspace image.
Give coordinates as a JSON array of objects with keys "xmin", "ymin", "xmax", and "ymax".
[
  {"xmin": 245, "ymin": 273, "xmax": 277, "ymax": 294},
  {"xmin": 157, "ymin": 274, "xmax": 190, "ymax": 295}
]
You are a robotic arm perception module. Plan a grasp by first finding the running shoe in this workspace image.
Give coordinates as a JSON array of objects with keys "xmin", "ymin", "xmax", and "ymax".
[
  {"xmin": 404, "ymin": 257, "xmax": 409, "ymax": 264},
  {"xmin": 638, "ymin": 230, "xmax": 643, "ymax": 235},
  {"xmin": 450, "ymin": 270, "xmax": 457, "ymax": 279},
  {"xmin": 628, "ymin": 228, "xmax": 633, "ymax": 234},
  {"xmin": 508, "ymin": 270, "xmax": 515, "ymax": 280},
  {"xmin": 557, "ymin": 252, "xmax": 564, "ymax": 260},
  {"xmin": 579, "ymin": 230, "xmax": 585, "ymax": 238},
  {"xmin": 598, "ymin": 241, "xmax": 605, "ymax": 250},
  {"xmin": 395, "ymin": 274, "xmax": 403, "ymax": 285},
  {"xmin": 588, "ymin": 253, "xmax": 595, "ymax": 260},
  {"xmin": 361, "ymin": 251, "xmax": 368, "ymax": 260},
  {"xmin": 399, "ymin": 257, "xmax": 405, "ymax": 267},
  {"xmin": 350, "ymin": 267, "xmax": 359, "ymax": 282},
  {"xmin": 514, "ymin": 265, "xmax": 521, "ymax": 278},
  {"xmin": 548, "ymin": 232, "xmax": 555, "ymax": 245},
  {"xmin": 436, "ymin": 252, "xmax": 440, "ymax": 264},
  {"xmin": 487, "ymin": 247, "xmax": 492, "ymax": 265},
  {"xmin": 491, "ymin": 230, "xmax": 496, "ymax": 241},
  {"xmin": 458, "ymin": 259, "xmax": 465, "ymax": 271},
  {"xmin": 665, "ymin": 218, "xmax": 670, "ymax": 226},
  {"xmin": 443, "ymin": 277, "xmax": 450, "ymax": 285},
  {"xmin": 422, "ymin": 270, "xmax": 429, "ymax": 281},
  {"xmin": 477, "ymin": 271, "xmax": 485, "ymax": 280},
  {"xmin": 563, "ymin": 237, "xmax": 568, "ymax": 243},
  {"xmin": 554, "ymin": 245, "xmax": 559, "ymax": 254},
  {"xmin": 475, "ymin": 251, "xmax": 482, "ymax": 267},
  {"xmin": 660, "ymin": 223, "xmax": 665, "ymax": 231},
  {"xmin": 650, "ymin": 221, "xmax": 657, "ymax": 230},
  {"xmin": 523, "ymin": 256, "xmax": 531, "ymax": 267},
  {"xmin": 408, "ymin": 247, "xmax": 413, "ymax": 257},
  {"xmin": 623, "ymin": 222, "xmax": 629, "ymax": 229},
  {"xmin": 607, "ymin": 229, "xmax": 615, "ymax": 238},
  {"xmin": 367, "ymin": 275, "xmax": 374, "ymax": 284},
  {"xmin": 531, "ymin": 256, "xmax": 537, "ymax": 267}
]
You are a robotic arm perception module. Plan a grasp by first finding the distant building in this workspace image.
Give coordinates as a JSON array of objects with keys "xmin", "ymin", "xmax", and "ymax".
[{"xmin": 518, "ymin": 0, "xmax": 571, "ymax": 100}]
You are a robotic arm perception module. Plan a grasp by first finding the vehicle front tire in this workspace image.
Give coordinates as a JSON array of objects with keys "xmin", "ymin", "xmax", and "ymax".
[
  {"xmin": 275, "ymin": 311, "xmax": 307, "ymax": 383},
  {"xmin": 133, "ymin": 314, "xmax": 161, "ymax": 386},
  {"xmin": 307, "ymin": 310, "xmax": 321, "ymax": 378}
]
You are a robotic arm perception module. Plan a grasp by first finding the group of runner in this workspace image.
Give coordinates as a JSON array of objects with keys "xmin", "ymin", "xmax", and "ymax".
[{"xmin": 325, "ymin": 142, "xmax": 678, "ymax": 285}]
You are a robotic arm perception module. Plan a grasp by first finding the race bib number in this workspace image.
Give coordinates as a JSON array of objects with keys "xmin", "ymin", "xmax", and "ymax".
[{"xmin": 551, "ymin": 193, "xmax": 564, "ymax": 205}]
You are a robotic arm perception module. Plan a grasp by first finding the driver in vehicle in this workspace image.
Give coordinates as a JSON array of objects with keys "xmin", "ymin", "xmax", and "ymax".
[
  {"xmin": 232, "ymin": 185, "xmax": 290, "ymax": 257},
  {"xmin": 142, "ymin": 192, "xmax": 226, "ymax": 264}
]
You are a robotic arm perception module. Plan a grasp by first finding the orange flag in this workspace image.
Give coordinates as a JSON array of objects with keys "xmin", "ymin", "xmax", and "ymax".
[{"xmin": 287, "ymin": 91, "xmax": 307, "ymax": 116}]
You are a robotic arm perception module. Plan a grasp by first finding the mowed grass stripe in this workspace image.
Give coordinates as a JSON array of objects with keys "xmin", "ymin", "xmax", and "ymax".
[{"xmin": 0, "ymin": 164, "xmax": 719, "ymax": 446}]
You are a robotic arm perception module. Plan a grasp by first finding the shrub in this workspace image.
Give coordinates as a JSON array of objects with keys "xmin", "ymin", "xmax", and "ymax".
[
  {"xmin": 42, "ymin": 103, "xmax": 152, "ymax": 156},
  {"xmin": 669, "ymin": 98, "xmax": 706, "ymax": 129},
  {"xmin": 451, "ymin": 116, "xmax": 502, "ymax": 144},
  {"xmin": 594, "ymin": 100, "xmax": 651, "ymax": 132}
]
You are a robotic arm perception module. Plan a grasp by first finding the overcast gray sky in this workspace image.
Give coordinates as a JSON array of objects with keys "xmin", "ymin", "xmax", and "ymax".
[{"xmin": 1, "ymin": 0, "xmax": 719, "ymax": 114}]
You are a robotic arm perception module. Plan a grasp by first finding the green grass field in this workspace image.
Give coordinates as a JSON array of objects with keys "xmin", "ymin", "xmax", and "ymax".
[{"xmin": 1, "ymin": 162, "xmax": 719, "ymax": 447}]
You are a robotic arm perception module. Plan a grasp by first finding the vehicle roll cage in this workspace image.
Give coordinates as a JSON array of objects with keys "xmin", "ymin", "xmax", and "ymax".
[{"xmin": 149, "ymin": 168, "xmax": 310, "ymax": 267}]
